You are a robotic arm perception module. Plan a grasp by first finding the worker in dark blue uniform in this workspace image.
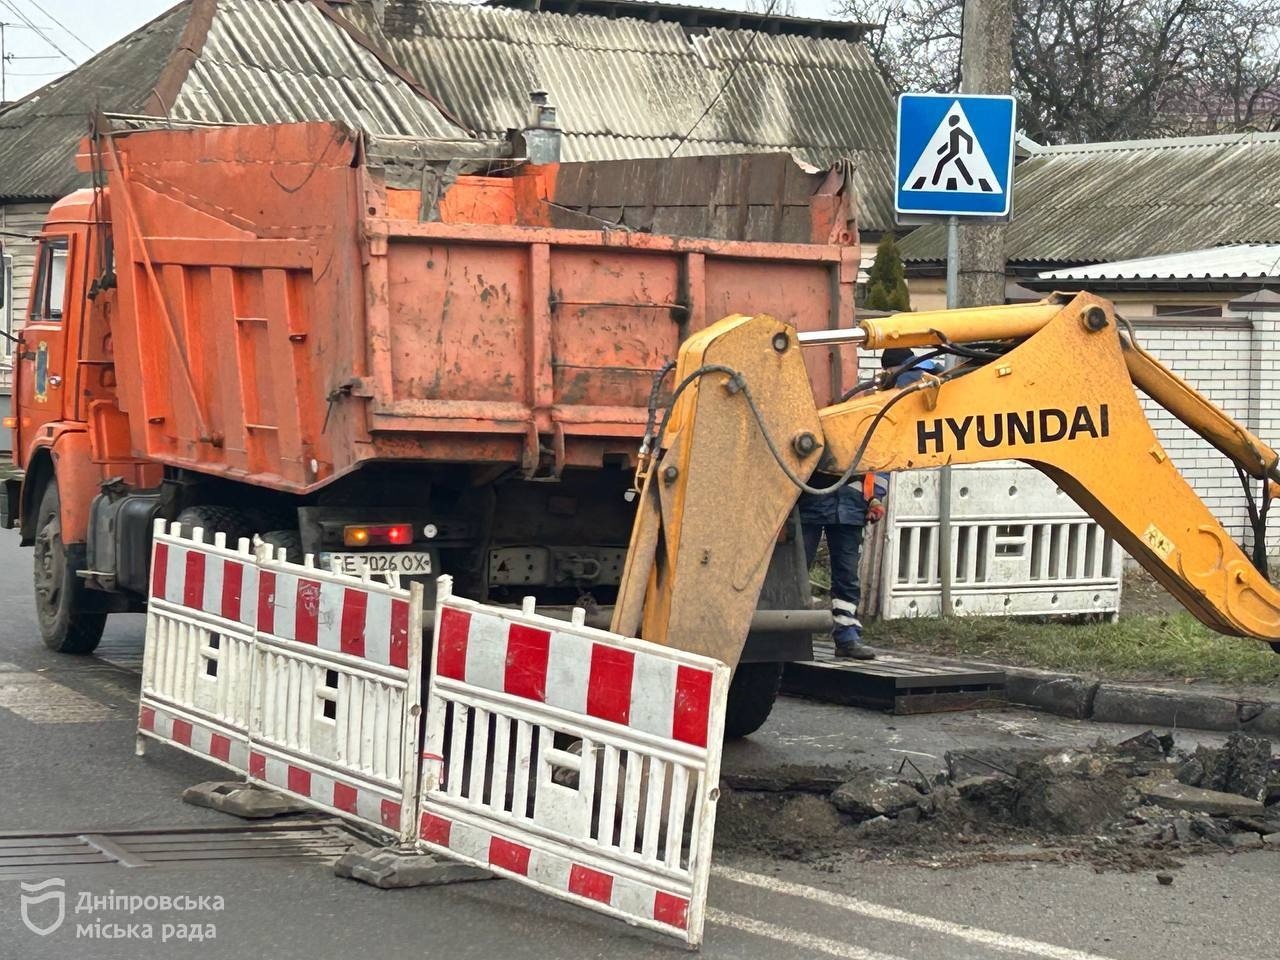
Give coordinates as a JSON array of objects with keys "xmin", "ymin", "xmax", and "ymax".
[
  {"xmin": 799, "ymin": 469, "xmax": 886, "ymax": 659},
  {"xmin": 800, "ymin": 348, "xmax": 941, "ymax": 659}
]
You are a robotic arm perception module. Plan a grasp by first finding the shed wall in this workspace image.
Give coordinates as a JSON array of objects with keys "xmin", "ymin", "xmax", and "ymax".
[{"xmin": 0, "ymin": 201, "xmax": 53, "ymax": 392}]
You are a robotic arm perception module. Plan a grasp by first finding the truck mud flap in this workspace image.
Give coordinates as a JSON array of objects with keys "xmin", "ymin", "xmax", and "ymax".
[{"xmin": 417, "ymin": 578, "xmax": 730, "ymax": 948}]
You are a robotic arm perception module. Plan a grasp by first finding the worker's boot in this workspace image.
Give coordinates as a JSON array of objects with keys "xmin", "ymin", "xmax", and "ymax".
[{"xmin": 833, "ymin": 627, "xmax": 875, "ymax": 661}]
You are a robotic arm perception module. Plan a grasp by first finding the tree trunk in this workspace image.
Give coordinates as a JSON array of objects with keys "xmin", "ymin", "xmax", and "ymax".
[{"xmin": 956, "ymin": 0, "xmax": 1013, "ymax": 308}]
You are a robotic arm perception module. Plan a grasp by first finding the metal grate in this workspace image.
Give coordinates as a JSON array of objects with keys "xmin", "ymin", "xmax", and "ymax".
[{"xmin": 0, "ymin": 821, "xmax": 356, "ymax": 880}]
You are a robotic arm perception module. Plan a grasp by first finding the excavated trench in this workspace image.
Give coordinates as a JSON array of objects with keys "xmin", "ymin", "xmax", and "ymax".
[{"xmin": 714, "ymin": 732, "xmax": 1280, "ymax": 873}]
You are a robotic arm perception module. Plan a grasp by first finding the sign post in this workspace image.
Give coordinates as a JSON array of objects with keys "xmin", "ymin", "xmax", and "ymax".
[{"xmin": 895, "ymin": 92, "xmax": 1016, "ymax": 614}]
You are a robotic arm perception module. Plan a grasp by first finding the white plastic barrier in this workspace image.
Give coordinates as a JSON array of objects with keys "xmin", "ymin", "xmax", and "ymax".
[
  {"xmin": 137, "ymin": 522, "xmax": 258, "ymax": 771},
  {"xmin": 247, "ymin": 544, "xmax": 425, "ymax": 841},
  {"xmin": 139, "ymin": 530, "xmax": 734, "ymax": 946},
  {"xmin": 138, "ymin": 522, "xmax": 426, "ymax": 842},
  {"xmin": 875, "ymin": 463, "xmax": 1124, "ymax": 619},
  {"xmin": 416, "ymin": 577, "xmax": 730, "ymax": 948}
]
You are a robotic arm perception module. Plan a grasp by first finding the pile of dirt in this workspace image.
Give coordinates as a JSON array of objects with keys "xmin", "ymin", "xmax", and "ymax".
[{"xmin": 714, "ymin": 731, "xmax": 1280, "ymax": 872}]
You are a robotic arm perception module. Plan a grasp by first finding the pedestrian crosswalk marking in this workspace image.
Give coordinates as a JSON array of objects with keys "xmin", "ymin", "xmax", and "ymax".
[{"xmin": 901, "ymin": 101, "xmax": 1002, "ymax": 195}]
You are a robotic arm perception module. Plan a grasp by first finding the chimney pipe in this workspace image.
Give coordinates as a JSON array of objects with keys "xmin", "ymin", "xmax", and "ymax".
[{"xmin": 522, "ymin": 89, "xmax": 562, "ymax": 165}]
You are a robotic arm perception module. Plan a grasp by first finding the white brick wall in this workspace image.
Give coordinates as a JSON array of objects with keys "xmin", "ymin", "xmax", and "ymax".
[{"xmin": 1131, "ymin": 317, "xmax": 1280, "ymax": 557}]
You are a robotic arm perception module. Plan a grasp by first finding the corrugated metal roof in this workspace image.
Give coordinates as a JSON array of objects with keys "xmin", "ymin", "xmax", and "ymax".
[
  {"xmin": 1037, "ymin": 244, "xmax": 1280, "ymax": 282},
  {"xmin": 336, "ymin": 0, "xmax": 898, "ymax": 229},
  {"xmin": 487, "ymin": 0, "xmax": 878, "ymax": 43},
  {"xmin": 173, "ymin": 0, "xmax": 471, "ymax": 139},
  {"xmin": 898, "ymin": 131, "xmax": 1280, "ymax": 265},
  {"xmin": 0, "ymin": 0, "xmax": 472, "ymax": 201}
]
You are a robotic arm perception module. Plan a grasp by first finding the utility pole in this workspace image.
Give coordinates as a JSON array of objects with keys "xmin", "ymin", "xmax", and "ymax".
[
  {"xmin": 956, "ymin": 0, "xmax": 1013, "ymax": 307},
  {"xmin": 0, "ymin": 22, "xmax": 62, "ymax": 104},
  {"xmin": 937, "ymin": 0, "xmax": 1013, "ymax": 615}
]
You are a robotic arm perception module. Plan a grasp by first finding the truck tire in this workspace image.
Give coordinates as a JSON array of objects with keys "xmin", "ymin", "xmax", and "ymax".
[
  {"xmin": 723, "ymin": 662, "xmax": 783, "ymax": 739},
  {"xmin": 32, "ymin": 482, "xmax": 107, "ymax": 654},
  {"xmin": 260, "ymin": 530, "xmax": 304, "ymax": 563},
  {"xmin": 176, "ymin": 505, "xmax": 252, "ymax": 545}
]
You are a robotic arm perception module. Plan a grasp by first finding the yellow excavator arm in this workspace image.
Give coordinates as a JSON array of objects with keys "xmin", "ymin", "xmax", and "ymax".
[{"xmin": 611, "ymin": 292, "xmax": 1280, "ymax": 668}]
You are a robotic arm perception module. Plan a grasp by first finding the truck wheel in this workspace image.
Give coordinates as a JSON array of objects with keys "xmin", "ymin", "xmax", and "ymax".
[
  {"xmin": 260, "ymin": 530, "xmax": 304, "ymax": 563},
  {"xmin": 723, "ymin": 662, "xmax": 783, "ymax": 739},
  {"xmin": 32, "ymin": 482, "xmax": 107, "ymax": 654},
  {"xmin": 176, "ymin": 505, "xmax": 252, "ymax": 545}
]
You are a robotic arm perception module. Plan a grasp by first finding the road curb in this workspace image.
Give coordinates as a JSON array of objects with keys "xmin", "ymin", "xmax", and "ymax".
[
  {"xmin": 991, "ymin": 662, "xmax": 1279, "ymax": 733},
  {"xmin": 789, "ymin": 649, "xmax": 1280, "ymax": 733}
]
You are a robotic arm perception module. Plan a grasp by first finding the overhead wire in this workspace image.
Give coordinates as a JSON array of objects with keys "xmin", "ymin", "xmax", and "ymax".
[
  {"xmin": 23, "ymin": 0, "xmax": 92, "ymax": 54},
  {"xmin": 0, "ymin": 0, "xmax": 74, "ymax": 64},
  {"xmin": 668, "ymin": 0, "xmax": 780, "ymax": 157}
]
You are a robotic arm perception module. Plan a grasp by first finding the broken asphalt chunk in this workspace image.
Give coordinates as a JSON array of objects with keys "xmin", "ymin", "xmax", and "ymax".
[
  {"xmin": 1144, "ymin": 782, "xmax": 1265, "ymax": 817},
  {"xmin": 829, "ymin": 772, "xmax": 922, "ymax": 821}
]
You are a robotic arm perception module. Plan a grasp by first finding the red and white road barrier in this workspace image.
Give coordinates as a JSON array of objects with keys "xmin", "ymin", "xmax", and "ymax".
[
  {"xmin": 138, "ymin": 522, "xmax": 257, "ymax": 770},
  {"xmin": 139, "ymin": 702, "xmax": 251, "ymax": 771},
  {"xmin": 418, "ymin": 578, "xmax": 730, "ymax": 948},
  {"xmin": 246, "ymin": 543, "xmax": 425, "ymax": 841},
  {"xmin": 150, "ymin": 527, "xmax": 258, "ymax": 632},
  {"xmin": 138, "ymin": 522, "xmax": 425, "ymax": 842},
  {"xmin": 141, "ymin": 529, "xmax": 733, "ymax": 947}
]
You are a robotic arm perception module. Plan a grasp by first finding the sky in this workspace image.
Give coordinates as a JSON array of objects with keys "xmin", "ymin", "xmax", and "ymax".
[{"xmin": 0, "ymin": 0, "xmax": 842, "ymax": 102}]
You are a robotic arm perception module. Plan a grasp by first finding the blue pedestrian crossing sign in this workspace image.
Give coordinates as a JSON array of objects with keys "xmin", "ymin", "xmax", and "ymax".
[{"xmin": 895, "ymin": 93, "xmax": 1016, "ymax": 219}]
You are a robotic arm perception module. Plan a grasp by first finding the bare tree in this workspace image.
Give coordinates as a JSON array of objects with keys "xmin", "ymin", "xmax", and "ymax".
[
  {"xmin": 841, "ymin": 0, "xmax": 964, "ymax": 93},
  {"xmin": 1192, "ymin": 3, "xmax": 1280, "ymax": 132},
  {"xmin": 834, "ymin": 0, "xmax": 1280, "ymax": 142},
  {"xmin": 744, "ymin": 0, "xmax": 799, "ymax": 15}
]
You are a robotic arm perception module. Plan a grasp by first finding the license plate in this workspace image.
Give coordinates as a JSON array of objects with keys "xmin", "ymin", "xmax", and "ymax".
[{"xmin": 329, "ymin": 552, "xmax": 433, "ymax": 576}]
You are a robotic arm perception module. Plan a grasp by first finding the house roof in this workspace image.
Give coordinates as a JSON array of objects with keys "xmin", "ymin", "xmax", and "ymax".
[
  {"xmin": 0, "ymin": 4, "xmax": 189, "ymax": 202},
  {"xmin": 1035, "ymin": 244, "xmax": 1280, "ymax": 283},
  {"xmin": 334, "ymin": 0, "xmax": 898, "ymax": 229},
  {"xmin": 0, "ymin": 0, "xmax": 473, "ymax": 202},
  {"xmin": 485, "ymin": 0, "xmax": 878, "ymax": 43},
  {"xmin": 897, "ymin": 131, "xmax": 1280, "ymax": 266}
]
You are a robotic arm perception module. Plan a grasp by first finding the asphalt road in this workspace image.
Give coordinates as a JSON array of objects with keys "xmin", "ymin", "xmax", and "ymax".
[{"xmin": 0, "ymin": 526, "xmax": 1275, "ymax": 960}]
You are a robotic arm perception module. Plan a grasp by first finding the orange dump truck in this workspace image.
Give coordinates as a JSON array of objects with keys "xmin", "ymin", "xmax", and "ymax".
[{"xmin": 3, "ymin": 121, "xmax": 860, "ymax": 734}]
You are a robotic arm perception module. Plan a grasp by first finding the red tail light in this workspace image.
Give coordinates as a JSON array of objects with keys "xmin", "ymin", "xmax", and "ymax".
[{"xmin": 343, "ymin": 524, "xmax": 414, "ymax": 547}]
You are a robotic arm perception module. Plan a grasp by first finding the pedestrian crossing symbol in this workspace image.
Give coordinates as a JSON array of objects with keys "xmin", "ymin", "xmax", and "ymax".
[{"xmin": 895, "ymin": 93, "xmax": 1016, "ymax": 219}]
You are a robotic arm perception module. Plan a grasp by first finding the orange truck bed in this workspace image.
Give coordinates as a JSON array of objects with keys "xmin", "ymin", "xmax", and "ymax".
[{"xmin": 90, "ymin": 122, "xmax": 860, "ymax": 491}]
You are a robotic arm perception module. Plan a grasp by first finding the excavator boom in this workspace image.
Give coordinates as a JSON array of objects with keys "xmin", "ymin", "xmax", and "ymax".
[{"xmin": 612, "ymin": 292, "xmax": 1280, "ymax": 668}]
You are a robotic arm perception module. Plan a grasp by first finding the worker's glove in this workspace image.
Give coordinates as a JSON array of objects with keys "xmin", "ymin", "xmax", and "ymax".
[{"xmin": 866, "ymin": 499, "xmax": 885, "ymax": 524}]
